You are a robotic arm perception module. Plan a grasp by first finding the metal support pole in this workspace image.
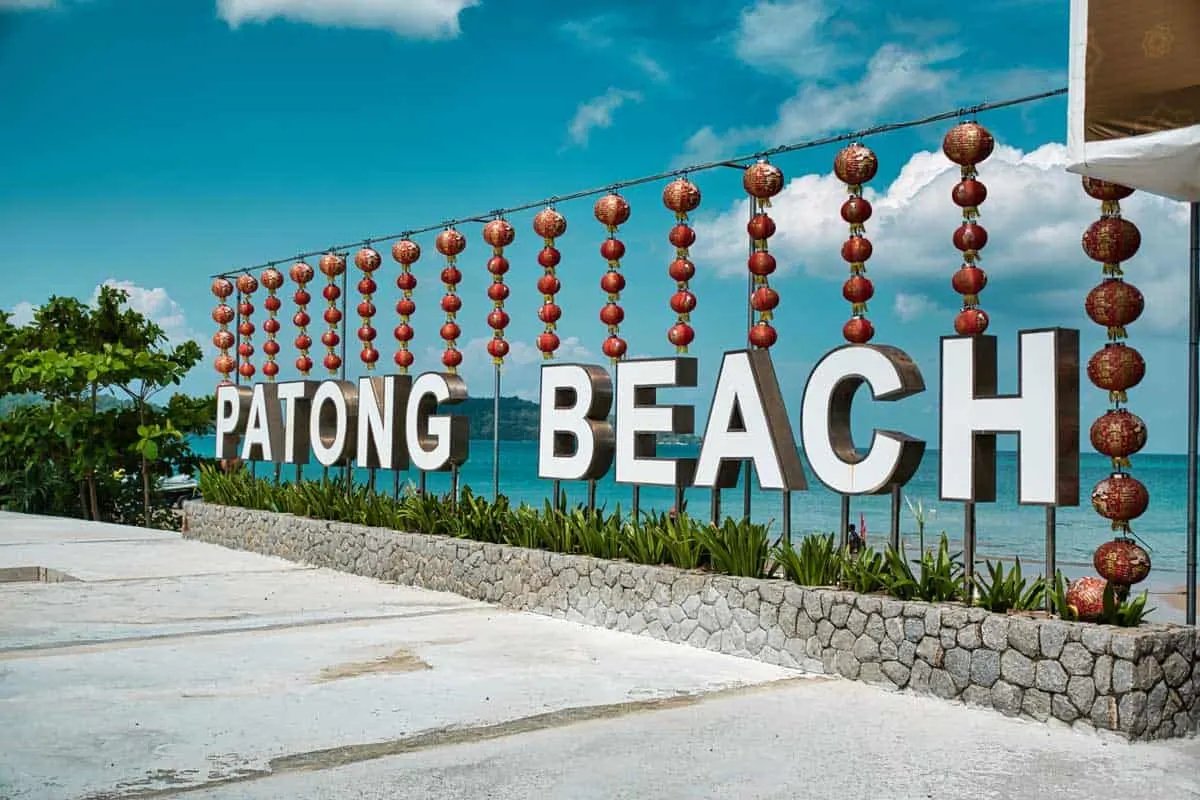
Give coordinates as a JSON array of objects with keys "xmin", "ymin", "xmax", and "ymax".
[
  {"xmin": 273, "ymin": 463, "xmax": 281, "ymax": 487},
  {"xmin": 674, "ymin": 485, "xmax": 685, "ymax": 520},
  {"xmin": 418, "ymin": 471, "xmax": 427, "ymax": 496},
  {"xmin": 587, "ymin": 480, "xmax": 597, "ymax": 514},
  {"xmin": 964, "ymin": 501, "xmax": 977, "ymax": 601},
  {"xmin": 631, "ymin": 485, "xmax": 640, "ymax": 521},
  {"xmin": 339, "ymin": 260, "xmax": 350, "ymax": 486},
  {"xmin": 710, "ymin": 487, "xmax": 721, "ymax": 527},
  {"xmin": 450, "ymin": 463, "xmax": 460, "ymax": 507},
  {"xmin": 781, "ymin": 491, "xmax": 792, "ymax": 547},
  {"xmin": 1188, "ymin": 201, "xmax": 1199, "ymax": 627},
  {"xmin": 1045, "ymin": 506, "xmax": 1057, "ymax": 613},
  {"xmin": 552, "ymin": 479, "xmax": 561, "ymax": 509},
  {"xmin": 295, "ymin": 463, "xmax": 302, "ymax": 484},
  {"xmin": 393, "ymin": 468, "xmax": 401, "ymax": 499},
  {"xmin": 368, "ymin": 468, "xmax": 376, "ymax": 493},
  {"xmin": 839, "ymin": 495, "xmax": 851, "ymax": 549},
  {"xmin": 743, "ymin": 197, "xmax": 754, "ymax": 521},
  {"xmin": 889, "ymin": 484, "xmax": 902, "ymax": 553},
  {"xmin": 492, "ymin": 365, "xmax": 501, "ymax": 503}
]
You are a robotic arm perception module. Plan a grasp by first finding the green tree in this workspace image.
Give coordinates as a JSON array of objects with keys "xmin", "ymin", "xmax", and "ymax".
[{"xmin": 0, "ymin": 287, "xmax": 211, "ymax": 527}]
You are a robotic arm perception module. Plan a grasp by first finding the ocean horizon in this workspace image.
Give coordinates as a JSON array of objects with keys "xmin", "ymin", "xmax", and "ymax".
[{"xmin": 193, "ymin": 435, "xmax": 1196, "ymax": 580}]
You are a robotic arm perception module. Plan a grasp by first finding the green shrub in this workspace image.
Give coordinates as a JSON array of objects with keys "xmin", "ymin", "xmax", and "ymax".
[
  {"xmin": 695, "ymin": 517, "xmax": 774, "ymax": 578},
  {"xmin": 975, "ymin": 558, "xmax": 1046, "ymax": 613},
  {"xmin": 773, "ymin": 533, "xmax": 841, "ymax": 587},
  {"xmin": 883, "ymin": 534, "xmax": 964, "ymax": 602},
  {"xmin": 841, "ymin": 547, "xmax": 889, "ymax": 594}
]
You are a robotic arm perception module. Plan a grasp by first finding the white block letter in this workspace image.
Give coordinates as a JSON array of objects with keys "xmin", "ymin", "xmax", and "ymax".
[
  {"xmin": 309, "ymin": 380, "xmax": 358, "ymax": 468},
  {"xmin": 277, "ymin": 381, "xmax": 316, "ymax": 464},
  {"xmin": 538, "ymin": 364, "xmax": 614, "ymax": 481},
  {"xmin": 801, "ymin": 344, "xmax": 927, "ymax": 495},
  {"xmin": 694, "ymin": 350, "xmax": 806, "ymax": 490},
  {"xmin": 940, "ymin": 329, "xmax": 1079, "ymax": 505},
  {"xmin": 357, "ymin": 375, "xmax": 411, "ymax": 470},
  {"xmin": 240, "ymin": 383, "xmax": 282, "ymax": 462},
  {"xmin": 215, "ymin": 384, "xmax": 251, "ymax": 460},
  {"xmin": 406, "ymin": 372, "xmax": 469, "ymax": 472},
  {"xmin": 614, "ymin": 358, "xmax": 697, "ymax": 487}
]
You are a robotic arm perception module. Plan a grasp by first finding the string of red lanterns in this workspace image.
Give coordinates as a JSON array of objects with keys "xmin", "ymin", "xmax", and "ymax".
[
  {"xmin": 833, "ymin": 143, "xmax": 879, "ymax": 344},
  {"xmin": 211, "ymin": 277, "xmax": 235, "ymax": 383},
  {"xmin": 318, "ymin": 252, "xmax": 345, "ymax": 375},
  {"xmin": 534, "ymin": 208, "xmax": 567, "ymax": 360},
  {"xmin": 595, "ymin": 192, "xmax": 631, "ymax": 362},
  {"xmin": 942, "ymin": 121, "xmax": 995, "ymax": 336},
  {"xmin": 260, "ymin": 267, "xmax": 284, "ymax": 380},
  {"xmin": 743, "ymin": 160, "xmax": 784, "ymax": 349},
  {"xmin": 436, "ymin": 227, "xmax": 466, "ymax": 374},
  {"xmin": 663, "ymin": 177, "xmax": 701, "ymax": 353},
  {"xmin": 235, "ymin": 274, "xmax": 257, "ymax": 379},
  {"xmin": 391, "ymin": 239, "xmax": 420, "ymax": 374},
  {"xmin": 482, "ymin": 219, "xmax": 515, "ymax": 366},
  {"xmin": 354, "ymin": 247, "xmax": 382, "ymax": 370},
  {"xmin": 289, "ymin": 261, "xmax": 315, "ymax": 376},
  {"xmin": 1082, "ymin": 176, "xmax": 1152, "ymax": 603}
]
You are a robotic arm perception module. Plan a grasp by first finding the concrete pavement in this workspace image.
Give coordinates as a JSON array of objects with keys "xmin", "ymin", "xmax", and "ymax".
[{"xmin": 2, "ymin": 510, "xmax": 1198, "ymax": 800}]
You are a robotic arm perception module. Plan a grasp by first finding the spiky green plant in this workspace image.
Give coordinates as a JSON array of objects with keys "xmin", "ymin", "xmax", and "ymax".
[
  {"xmin": 975, "ymin": 558, "xmax": 1047, "ymax": 612},
  {"xmin": 773, "ymin": 533, "xmax": 842, "ymax": 587}
]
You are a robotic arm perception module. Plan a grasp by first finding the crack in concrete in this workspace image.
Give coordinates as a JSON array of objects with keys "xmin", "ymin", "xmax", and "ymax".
[
  {"xmin": 0, "ymin": 606, "xmax": 493, "ymax": 660},
  {"xmin": 76, "ymin": 675, "xmax": 818, "ymax": 800}
]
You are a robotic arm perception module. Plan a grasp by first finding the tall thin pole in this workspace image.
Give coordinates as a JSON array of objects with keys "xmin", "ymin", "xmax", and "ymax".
[
  {"xmin": 743, "ymin": 198, "xmax": 754, "ymax": 520},
  {"xmin": 964, "ymin": 501, "xmax": 977, "ymax": 602},
  {"xmin": 839, "ymin": 495, "xmax": 850, "ymax": 549},
  {"xmin": 492, "ymin": 365, "xmax": 501, "ymax": 503},
  {"xmin": 889, "ymin": 484, "xmax": 902, "ymax": 552},
  {"xmin": 1045, "ymin": 506, "xmax": 1057, "ymax": 613},
  {"xmin": 339, "ymin": 258, "xmax": 350, "ymax": 487},
  {"xmin": 1187, "ymin": 201, "xmax": 1199, "ymax": 627}
]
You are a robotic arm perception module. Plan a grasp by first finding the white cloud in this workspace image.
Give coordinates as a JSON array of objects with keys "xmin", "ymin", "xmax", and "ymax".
[
  {"xmin": 6, "ymin": 301, "xmax": 34, "ymax": 325},
  {"xmin": 677, "ymin": 43, "xmax": 959, "ymax": 163},
  {"xmin": 690, "ymin": 142, "xmax": 1192, "ymax": 333},
  {"xmin": 732, "ymin": 0, "xmax": 841, "ymax": 78},
  {"xmin": 894, "ymin": 293, "xmax": 942, "ymax": 323},
  {"xmin": 216, "ymin": 0, "xmax": 478, "ymax": 38},
  {"xmin": 630, "ymin": 51, "xmax": 669, "ymax": 84},
  {"xmin": 424, "ymin": 336, "xmax": 593, "ymax": 401},
  {"xmin": 92, "ymin": 280, "xmax": 201, "ymax": 345},
  {"xmin": 566, "ymin": 88, "xmax": 642, "ymax": 147}
]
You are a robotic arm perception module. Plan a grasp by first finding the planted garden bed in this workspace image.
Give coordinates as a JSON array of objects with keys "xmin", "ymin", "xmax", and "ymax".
[{"xmin": 183, "ymin": 469, "xmax": 1199, "ymax": 740}]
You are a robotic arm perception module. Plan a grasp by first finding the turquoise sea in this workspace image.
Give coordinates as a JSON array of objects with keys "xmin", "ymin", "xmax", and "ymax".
[{"xmin": 191, "ymin": 435, "xmax": 1195, "ymax": 582}]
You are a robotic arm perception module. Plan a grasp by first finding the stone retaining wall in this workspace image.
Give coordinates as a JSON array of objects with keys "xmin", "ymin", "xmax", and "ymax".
[{"xmin": 182, "ymin": 501, "xmax": 1199, "ymax": 740}]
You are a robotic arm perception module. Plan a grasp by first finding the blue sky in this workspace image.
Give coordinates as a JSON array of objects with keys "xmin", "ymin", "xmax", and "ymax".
[{"xmin": 0, "ymin": 0, "xmax": 1193, "ymax": 453}]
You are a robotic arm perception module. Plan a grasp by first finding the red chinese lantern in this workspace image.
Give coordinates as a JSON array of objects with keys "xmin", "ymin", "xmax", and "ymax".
[
  {"xmin": 211, "ymin": 277, "xmax": 235, "ymax": 382},
  {"xmin": 1089, "ymin": 408, "xmax": 1147, "ymax": 469},
  {"xmin": 943, "ymin": 121, "xmax": 994, "ymax": 334},
  {"xmin": 353, "ymin": 247, "xmax": 381, "ymax": 370},
  {"xmin": 1081, "ymin": 174, "xmax": 1149, "ymax": 578},
  {"xmin": 289, "ymin": 261, "xmax": 314, "ymax": 376},
  {"xmin": 235, "ymin": 274, "xmax": 258, "ymax": 379},
  {"xmin": 663, "ymin": 177, "xmax": 701, "ymax": 353},
  {"xmin": 1066, "ymin": 576, "xmax": 1107, "ymax": 622},
  {"xmin": 534, "ymin": 207, "xmax": 567, "ymax": 360},
  {"xmin": 835, "ymin": 143, "xmax": 877, "ymax": 343},
  {"xmin": 436, "ymin": 227, "xmax": 465, "ymax": 374},
  {"xmin": 745, "ymin": 159, "xmax": 783, "ymax": 348},
  {"xmin": 1085, "ymin": 279, "xmax": 1144, "ymax": 340},
  {"xmin": 483, "ymin": 218, "xmax": 515, "ymax": 366},
  {"xmin": 391, "ymin": 238, "xmax": 420, "ymax": 373},
  {"xmin": 259, "ymin": 267, "xmax": 283, "ymax": 381},
  {"xmin": 1091, "ymin": 472, "xmax": 1149, "ymax": 531},
  {"xmin": 1087, "ymin": 343, "xmax": 1145, "ymax": 403},
  {"xmin": 596, "ymin": 192, "xmax": 629, "ymax": 363},
  {"xmin": 1094, "ymin": 538, "xmax": 1151, "ymax": 586},
  {"xmin": 318, "ymin": 252, "xmax": 345, "ymax": 376}
]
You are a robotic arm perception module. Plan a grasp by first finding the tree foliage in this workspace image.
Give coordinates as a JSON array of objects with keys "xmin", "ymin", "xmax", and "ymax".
[{"xmin": 0, "ymin": 287, "xmax": 213, "ymax": 527}]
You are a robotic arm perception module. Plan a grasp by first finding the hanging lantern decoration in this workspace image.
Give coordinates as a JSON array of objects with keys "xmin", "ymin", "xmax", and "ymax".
[
  {"xmin": 744, "ymin": 159, "xmax": 783, "ymax": 348},
  {"xmin": 595, "ymin": 192, "xmax": 631, "ymax": 362},
  {"xmin": 259, "ymin": 267, "xmax": 283, "ymax": 380},
  {"xmin": 235, "ymin": 273, "xmax": 258, "ymax": 379},
  {"xmin": 1081, "ymin": 175, "xmax": 1151, "ymax": 595},
  {"xmin": 354, "ymin": 247, "xmax": 381, "ymax": 370},
  {"xmin": 1065, "ymin": 576, "xmax": 1108, "ymax": 622},
  {"xmin": 319, "ymin": 252, "xmax": 346, "ymax": 375},
  {"xmin": 211, "ymin": 277, "xmax": 236, "ymax": 383},
  {"xmin": 483, "ymin": 218, "xmax": 515, "ymax": 365},
  {"xmin": 391, "ymin": 239, "xmax": 420, "ymax": 374},
  {"xmin": 663, "ymin": 177, "xmax": 701, "ymax": 353},
  {"xmin": 834, "ymin": 143, "xmax": 878, "ymax": 344},
  {"xmin": 533, "ymin": 207, "xmax": 567, "ymax": 360},
  {"xmin": 436, "ymin": 226, "xmax": 466, "ymax": 373},
  {"xmin": 943, "ymin": 121, "xmax": 995, "ymax": 336},
  {"xmin": 289, "ymin": 261, "xmax": 315, "ymax": 376}
]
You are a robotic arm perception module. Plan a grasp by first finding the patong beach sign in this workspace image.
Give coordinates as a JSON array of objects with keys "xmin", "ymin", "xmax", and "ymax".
[{"xmin": 215, "ymin": 329, "xmax": 1080, "ymax": 507}]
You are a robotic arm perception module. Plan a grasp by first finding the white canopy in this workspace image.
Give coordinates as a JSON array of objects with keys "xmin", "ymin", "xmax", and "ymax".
[{"xmin": 1066, "ymin": 0, "xmax": 1200, "ymax": 202}]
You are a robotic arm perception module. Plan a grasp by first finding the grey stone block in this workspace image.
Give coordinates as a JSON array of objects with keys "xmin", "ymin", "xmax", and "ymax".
[
  {"xmin": 1112, "ymin": 659, "xmax": 1135, "ymax": 694},
  {"xmin": 1060, "ymin": 642, "xmax": 1095, "ymax": 676},
  {"xmin": 835, "ymin": 650, "xmax": 861, "ymax": 679},
  {"xmin": 831, "ymin": 629, "xmax": 857, "ymax": 652},
  {"xmin": 1035, "ymin": 660, "xmax": 1069, "ymax": 693},
  {"xmin": 884, "ymin": 617, "xmax": 904, "ymax": 643},
  {"xmin": 1052, "ymin": 693, "xmax": 1079, "ymax": 723},
  {"xmin": 903, "ymin": 618, "xmax": 924, "ymax": 642},
  {"xmin": 943, "ymin": 648, "xmax": 971, "ymax": 689},
  {"xmin": 1000, "ymin": 650, "xmax": 1035, "ymax": 688},
  {"xmin": 930, "ymin": 669, "xmax": 958, "ymax": 699},
  {"xmin": 830, "ymin": 603, "xmax": 851, "ymax": 628},
  {"xmin": 915, "ymin": 637, "xmax": 943, "ymax": 667},
  {"xmin": 852, "ymin": 634, "xmax": 881, "ymax": 663},
  {"xmin": 981, "ymin": 616, "xmax": 1008, "ymax": 650},
  {"xmin": 847, "ymin": 609, "xmax": 867, "ymax": 636},
  {"xmin": 1039, "ymin": 622, "xmax": 1069, "ymax": 659},
  {"xmin": 1007, "ymin": 618, "xmax": 1041, "ymax": 658},
  {"xmin": 1068, "ymin": 675, "xmax": 1096, "ymax": 713},
  {"xmin": 1110, "ymin": 633, "xmax": 1138, "ymax": 661},
  {"xmin": 910, "ymin": 660, "xmax": 932, "ymax": 693},
  {"xmin": 881, "ymin": 661, "xmax": 911, "ymax": 687},
  {"xmin": 1163, "ymin": 652, "xmax": 1191, "ymax": 688},
  {"xmin": 1094, "ymin": 654, "xmax": 1114, "ymax": 694},
  {"xmin": 970, "ymin": 649, "xmax": 1001, "ymax": 688},
  {"xmin": 957, "ymin": 624, "xmax": 981, "ymax": 650},
  {"xmin": 991, "ymin": 680, "xmax": 1023, "ymax": 717},
  {"xmin": 1135, "ymin": 655, "xmax": 1163, "ymax": 691},
  {"xmin": 1023, "ymin": 688, "xmax": 1052, "ymax": 721}
]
